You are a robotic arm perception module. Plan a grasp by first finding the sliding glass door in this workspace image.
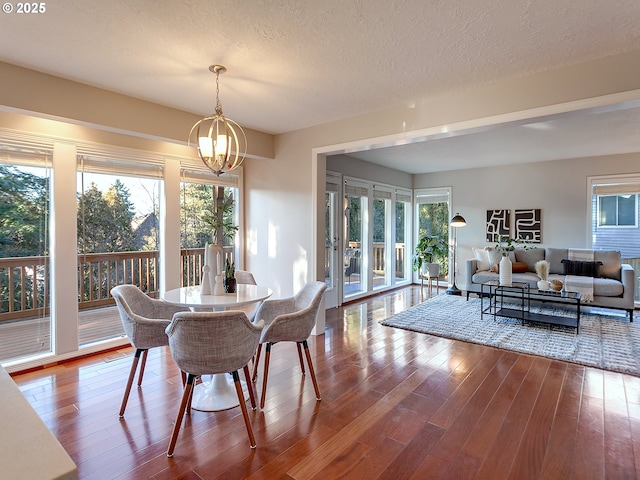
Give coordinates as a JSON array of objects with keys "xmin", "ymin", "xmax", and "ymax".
[
  {"xmin": 415, "ymin": 188, "xmax": 451, "ymax": 285},
  {"xmin": 324, "ymin": 173, "xmax": 340, "ymax": 308},
  {"xmin": 344, "ymin": 179, "xmax": 368, "ymax": 298}
]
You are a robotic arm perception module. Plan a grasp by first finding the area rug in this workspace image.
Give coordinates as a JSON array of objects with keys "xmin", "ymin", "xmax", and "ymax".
[{"xmin": 381, "ymin": 294, "xmax": 640, "ymax": 376}]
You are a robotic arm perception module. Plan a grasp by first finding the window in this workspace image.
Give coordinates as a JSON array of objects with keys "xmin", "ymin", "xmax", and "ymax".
[
  {"xmin": 180, "ymin": 180, "xmax": 239, "ymax": 286},
  {"xmin": 590, "ymin": 176, "xmax": 640, "ymax": 304},
  {"xmin": 395, "ymin": 191, "xmax": 412, "ymax": 283},
  {"xmin": 415, "ymin": 188, "xmax": 451, "ymax": 282},
  {"xmin": 77, "ymin": 162, "xmax": 162, "ymax": 346},
  {"xmin": 344, "ymin": 180, "xmax": 368, "ymax": 297},
  {"xmin": 598, "ymin": 194, "xmax": 637, "ymax": 227},
  {"xmin": 0, "ymin": 159, "xmax": 51, "ymax": 363}
]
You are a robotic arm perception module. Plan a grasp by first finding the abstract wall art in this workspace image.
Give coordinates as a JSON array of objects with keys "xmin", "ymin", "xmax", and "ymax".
[
  {"xmin": 486, "ymin": 209, "xmax": 510, "ymax": 242},
  {"xmin": 515, "ymin": 208, "xmax": 541, "ymax": 243}
]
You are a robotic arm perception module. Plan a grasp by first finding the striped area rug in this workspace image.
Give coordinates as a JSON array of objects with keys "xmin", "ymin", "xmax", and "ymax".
[{"xmin": 381, "ymin": 294, "xmax": 640, "ymax": 376}]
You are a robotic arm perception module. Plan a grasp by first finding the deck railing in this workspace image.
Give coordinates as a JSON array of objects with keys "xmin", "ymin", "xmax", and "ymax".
[{"xmin": 0, "ymin": 247, "xmax": 234, "ymax": 323}]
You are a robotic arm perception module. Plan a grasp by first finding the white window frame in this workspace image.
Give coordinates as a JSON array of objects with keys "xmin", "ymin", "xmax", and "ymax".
[{"xmin": 597, "ymin": 193, "xmax": 638, "ymax": 228}]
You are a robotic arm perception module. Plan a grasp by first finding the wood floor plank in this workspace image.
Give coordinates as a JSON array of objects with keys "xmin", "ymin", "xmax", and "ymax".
[
  {"xmin": 603, "ymin": 370, "xmax": 637, "ymax": 478},
  {"xmin": 538, "ymin": 363, "xmax": 583, "ymax": 480},
  {"xmin": 572, "ymin": 375, "xmax": 606, "ymax": 480},
  {"xmin": 286, "ymin": 367, "xmax": 433, "ymax": 479},
  {"xmin": 509, "ymin": 359, "xmax": 567, "ymax": 479},
  {"xmin": 459, "ymin": 354, "xmax": 534, "ymax": 462},
  {"xmin": 7, "ymin": 285, "xmax": 640, "ymax": 479},
  {"xmin": 474, "ymin": 356, "xmax": 551, "ymax": 479}
]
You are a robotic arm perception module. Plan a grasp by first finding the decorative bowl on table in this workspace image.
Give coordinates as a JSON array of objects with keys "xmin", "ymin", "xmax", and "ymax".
[{"xmin": 550, "ymin": 280, "xmax": 563, "ymax": 292}]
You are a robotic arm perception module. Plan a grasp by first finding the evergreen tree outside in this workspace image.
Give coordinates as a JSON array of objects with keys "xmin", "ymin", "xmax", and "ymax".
[
  {"xmin": 0, "ymin": 165, "xmax": 49, "ymax": 258},
  {"xmin": 373, "ymin": 198, "xmax": 386, "ymax": 243},
  {"xmin": 180, "ymin": 183, "xmax": 237, "ymax": 248},
  {"xmin": 77, "ymin": 181, "xmax": 137, "ymax": 253},
  {"xmin": 0, "ymin": 165, "xmax": 49, "ymax": 314},
  {"xmin": 395, "ymin": 201, "xmax": 405, "ymax": 244},
  {"xmin": 347, "ymin": 196, "xmax": 362, "ymax": 244},
  {"xmin": 180, "ymin": 183, "xmax": 216, "ymax": 248}
]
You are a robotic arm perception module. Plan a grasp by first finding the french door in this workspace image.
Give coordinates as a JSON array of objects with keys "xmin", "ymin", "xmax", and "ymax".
[
  {"xmin": 415, "ymin": 188, "xmax": 451, "ymax": 285},
  {"xmin": 324, "ymin": 173, "xmax": 340, "ymax": 308}
]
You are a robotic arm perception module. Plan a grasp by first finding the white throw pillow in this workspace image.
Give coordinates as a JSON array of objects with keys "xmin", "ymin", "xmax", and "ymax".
[
  {"xmin": 473, "ymin": 247, "xmax": 491, "ymax": 271},
  {"xmin": 485, "ymin": 247, "xmax": 502, "ymax": 272}
]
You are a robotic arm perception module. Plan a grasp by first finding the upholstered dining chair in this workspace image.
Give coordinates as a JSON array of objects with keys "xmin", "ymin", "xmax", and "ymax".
[
  {"xmin": 251, "ymin": 281, "xmax": 327, "ymax": 409},
  {"xmin": 227, "ymin": 270, "xmax": 259, "ymax": 321},
  {"xmin": 111, "ymin": 284, "xmax": 189, "ymax": 418},
  {"xmin": 165, "ymin": 310, "xmax": 264, "ymax": 457}
]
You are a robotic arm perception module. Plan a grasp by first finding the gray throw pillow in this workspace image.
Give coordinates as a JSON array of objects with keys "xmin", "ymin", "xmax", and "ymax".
[
  {"xmin": 545, "ymin": 248, "xmax": 568, "ymax": 274},
  {"xmin": 594, "ymin": 250, "xmax": 622, "ymax": 280},
  {"xmin": 514, "ymin": 248, "xmax": 545, "ymax": 272}
]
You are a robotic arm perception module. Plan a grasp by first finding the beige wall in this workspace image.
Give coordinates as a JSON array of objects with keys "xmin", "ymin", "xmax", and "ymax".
[
  {"xmin": 327, "ymin": 154, "xmax": 412, "ymax": 189},
  {"xmin": 2, "ymin": 52, "xmax": 640, "ymax": 299},
  {"xmin": 0, "ymin": 61, "xmax": 275, "ymax": 161}
]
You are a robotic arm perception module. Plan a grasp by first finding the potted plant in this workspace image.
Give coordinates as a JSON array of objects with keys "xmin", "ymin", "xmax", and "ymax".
[
  {"xmin": 535, "ymin": 260, "xmax": 551, "ymax": 290},
  {"xmin": 412, "ymin": 235, "xmax": 447, "ymax": 278},
  {"xmin": 223, "ymin": 258, "xmax": 236, "ymax": 293}
]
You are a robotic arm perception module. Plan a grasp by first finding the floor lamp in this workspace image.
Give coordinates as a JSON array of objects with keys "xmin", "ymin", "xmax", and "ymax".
[{"xmin": 445, "ymin": 212, "xmax": 467, "ymax": 295}]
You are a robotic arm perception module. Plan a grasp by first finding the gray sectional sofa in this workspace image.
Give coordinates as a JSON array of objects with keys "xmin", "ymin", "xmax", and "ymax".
[{"xmin": 465, "ymin": 247, "xmax": 636, "ymax": 321}]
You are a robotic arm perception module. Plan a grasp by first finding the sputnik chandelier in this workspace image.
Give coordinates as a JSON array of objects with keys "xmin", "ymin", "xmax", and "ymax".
[{"xmin": 189, "ymin": 65, "xmax": 246, "ymax": 176}]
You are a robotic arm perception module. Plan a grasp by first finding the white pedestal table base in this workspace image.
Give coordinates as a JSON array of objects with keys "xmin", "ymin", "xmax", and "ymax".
[{"xmin": 191, "ymin": 373, "xmax": 251, "ymax": 412}]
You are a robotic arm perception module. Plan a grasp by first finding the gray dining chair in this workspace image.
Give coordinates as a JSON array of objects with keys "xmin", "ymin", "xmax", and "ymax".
[
  {"xmin": 227, "ymin": 270, "xmax": 260, "ymax": 321},
  {"xmin": 111, "ymin": 284, "xmax": 189, "ymax": 417},
  {"xmin": 165, "ymin": 310, "xmax": 264, "ymax": 456},
  {"xmin": 252, "ymin": 281, "xmax": 327, "ymax": 409}
]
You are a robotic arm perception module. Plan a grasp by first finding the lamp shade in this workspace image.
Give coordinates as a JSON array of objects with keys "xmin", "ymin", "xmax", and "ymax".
[{"xmin": 450, "ymin": 213, "xmax": 467, "ymax": 227}]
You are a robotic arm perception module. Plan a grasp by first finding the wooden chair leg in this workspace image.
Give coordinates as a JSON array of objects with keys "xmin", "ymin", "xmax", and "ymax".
[
  {"xmin": 259, "ymin": 343, "xmax": 272, "ymax": 409},
  {"xmin": 296, "ymin": 343, "xmax": 306, "ymax": 375},
  {"xmin": 302, "ymin": 340, "xmax": 321, "ymax": 401},
  {"xmin": 119, "ymin": 348, "xmax": 144, "ymax": 417},
  {"xmin": 167, "ymin": 374, "xmax": 195, "ymax": 457},
  {"xmin": 137, "ymin": 349, "xmax": 149, "ymax": 386},
  {"xmin": 233, "ymin": 371, "xmax": 256, "ymax": 448},
  {"xmin": 251, "ymin": 344, "xmax": 263, "ymax": 382},
  {"xmin": 185, "ymin": 373, "xmax": 194, "ymax": 416},
  {"xmin": 243, "ymin": 365, "xmax": 257, "ymax": 410}
]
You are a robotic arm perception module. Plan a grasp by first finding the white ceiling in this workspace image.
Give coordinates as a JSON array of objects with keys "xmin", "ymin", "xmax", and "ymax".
[{"xmin": 2, "ymin": 0, "xmax": 640, "ymax": 173}]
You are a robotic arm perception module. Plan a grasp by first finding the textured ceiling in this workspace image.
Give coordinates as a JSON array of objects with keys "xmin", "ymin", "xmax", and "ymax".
[{"xmin": 1, "ymin": 0, "xmax": 640, "ymax": 172}]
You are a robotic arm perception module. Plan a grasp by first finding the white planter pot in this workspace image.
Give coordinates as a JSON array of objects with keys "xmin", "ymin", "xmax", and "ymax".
[
  {"xmin": 537, "ymin": 280, "xmax": 550, "ymax": 291},
  {"xmin": 499, "ymin": 256, "xmax": 512, "ymax": 285},
  {"xmin": 422, "ymin": 262, "xmax": 440, "ymax": 278}
]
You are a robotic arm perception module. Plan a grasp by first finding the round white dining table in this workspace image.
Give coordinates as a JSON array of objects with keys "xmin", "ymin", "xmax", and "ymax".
[{"xmin": 161, "ymin": 284, "xmax": 272, "ymax": 412}]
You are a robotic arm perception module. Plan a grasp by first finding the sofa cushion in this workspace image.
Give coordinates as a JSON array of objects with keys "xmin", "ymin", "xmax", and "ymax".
[
  {"xmin": 545, "ymin": 248, "xmax": 568, "ymax": 274},
  {"xmin": 514, "ymin": 248, "xmax": 545, "ymax": 272},
  {"xmin": 594, "ymin": 250, "xmax": 622, "ymax": 281},
  {"xmin": 471, "ymin": 271, "xmax": 539, "ymax": 287},
  {"xmin": 593, "ymin": 277, "xmax": 624, "ymax": 297},
  {"xmin": 561, "ymin": 259, "xmax": 603, "ymax": 277}
]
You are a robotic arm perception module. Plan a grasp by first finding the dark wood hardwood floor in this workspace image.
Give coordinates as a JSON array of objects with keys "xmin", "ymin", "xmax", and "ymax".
[{"xmin": 11, "ymin": 285, "xmax": 640, "ymax": 479}]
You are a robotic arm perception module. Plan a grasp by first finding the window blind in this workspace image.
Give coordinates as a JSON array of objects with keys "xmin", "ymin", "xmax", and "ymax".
[{"xmin": 593, "ymin": 184, "xmax": 640, "ymax": 195}]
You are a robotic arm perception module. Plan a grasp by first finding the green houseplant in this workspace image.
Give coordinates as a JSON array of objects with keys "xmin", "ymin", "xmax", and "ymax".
[
  {"xmin": 223, "ymin": 258, "xmax": 236, "ymax": 293},
  {"xmin": 412, "ymin": 235, "xmax": 448, "ymax": 277}
]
